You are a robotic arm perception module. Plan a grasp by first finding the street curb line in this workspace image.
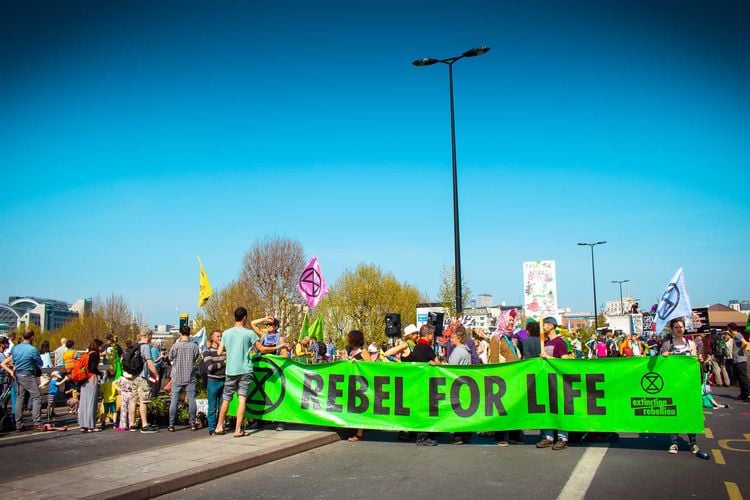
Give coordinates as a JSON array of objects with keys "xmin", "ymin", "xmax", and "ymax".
[{"xmin": 83, "ymin": 431, "xmax": 341, "ymax": 500}]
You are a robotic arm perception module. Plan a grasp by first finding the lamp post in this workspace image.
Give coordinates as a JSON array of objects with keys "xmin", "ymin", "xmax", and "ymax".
[
  {"xmin": 413, "ymin": 46, "xmax": 490, "ymax": 315},
  {"xmin": 611, "ymin": 279, "xmax": 629, "ymax": 315},
  {"xmin": 577, "ymin": 241, "xmax": 607, "ymax": 331}
]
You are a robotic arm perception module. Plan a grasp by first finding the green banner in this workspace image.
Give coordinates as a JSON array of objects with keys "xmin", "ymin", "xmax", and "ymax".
[{"xmin": 228, "ymin": 355, "xmax": 704, "ymax": 433}]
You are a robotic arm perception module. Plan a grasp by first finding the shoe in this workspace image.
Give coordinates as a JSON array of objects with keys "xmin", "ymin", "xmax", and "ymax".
[
  {"xmin": 690, "ymin": 443, "xmax": 699, "ymax": 454},
  {"xmin": 536, "ymin": 438, "xmax": 554, "ymax": 448},
  {"xmin": 397, "ymin": 431, "xmax": 411, "ymax": 442},
  {"xmin": 247, "ymin": 421, "xmax": 260, "ymax": 430},
  {"xmin": 452, "ymin": 436, "xmax": 464, "ymax": 445},
  {"xmin": 129, "ymin": 426, "xmax": 139, "ymax": 432},
  {"xmin": 167, "ymin": 426, "xmax": 175, "ymax": 432},
  {"xmin": 33, "ymin": 425, "xmax": 47, "ymax": 432},
  {"xmin": 191, "ymin": 425, "xmax": 198, "ymax": 431},
  {"xmin": 416, "ymin": 437, "xmax": 438, "ymax": 446},
  {"xmin": 115, "ymin": 427, "xmax": 128, "ymax": 432},
  {"xmin": 496, "ymin": 440, "xmax": 509, "ymax": 447},
  {"xmin": 276, "ymin": 422, "xmax": 286, "ymax": 431},
  {"xmin": 668, "ymin": 444, "xmax": 678, "ymax": 454},
  {"xmin": 140, "ymin": 425, "xmax": 159, "ymax": 433},
  {"xmin": 552, "ymin": 439, "xmax": 568, "ymax": 450}
]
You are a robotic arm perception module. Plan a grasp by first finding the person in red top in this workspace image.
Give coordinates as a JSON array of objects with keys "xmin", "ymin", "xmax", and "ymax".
[{"xmin": 537, "ymin": 317, "xmax": 573, "ymax": 450}]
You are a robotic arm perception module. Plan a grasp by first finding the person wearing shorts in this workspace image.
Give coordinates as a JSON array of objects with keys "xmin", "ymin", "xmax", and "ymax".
[{"xmin": 214, "ymin": 307, "xmax": 288, "ymax": 437}]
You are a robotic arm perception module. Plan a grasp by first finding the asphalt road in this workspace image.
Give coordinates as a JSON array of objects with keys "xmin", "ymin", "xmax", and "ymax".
[{"xmin": 162, "ymin": 387, "xmax": 750, "ymax": 500}]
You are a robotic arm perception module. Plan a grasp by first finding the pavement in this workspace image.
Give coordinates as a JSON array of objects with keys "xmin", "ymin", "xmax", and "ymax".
[{"xmin": 0, "ymin": 417, "xmax": 340, "ymax": 499}]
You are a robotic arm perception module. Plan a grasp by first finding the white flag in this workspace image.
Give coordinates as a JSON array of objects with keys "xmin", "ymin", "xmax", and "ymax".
[
  {"xmin": 190, "ymin": 326, "xmax": 206, "ymax": 352},
  {"xmin": 655, "ymin": 267, "xmax": 692, "ymax": 334}
]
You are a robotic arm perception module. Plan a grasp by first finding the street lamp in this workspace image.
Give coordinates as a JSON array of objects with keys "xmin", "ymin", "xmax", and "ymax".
[
  {"xmin": 577, "ymin": 241, "xmax": 607, "ymax": 331},
  {"xmin": 611, "ymin": 279, "xmax": 630, "ymax": 315},
  {"xmin": 413, "ymin": 45, "xmax": 490, "ymax": 315}
]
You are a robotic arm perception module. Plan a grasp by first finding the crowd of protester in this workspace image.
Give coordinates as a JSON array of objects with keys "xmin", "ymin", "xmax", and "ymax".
[{"xmin": 0, "ymin": 308, "xmax": 747, "ymax": 457}]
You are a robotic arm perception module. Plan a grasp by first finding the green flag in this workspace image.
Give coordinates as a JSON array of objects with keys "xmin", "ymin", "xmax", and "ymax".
[
  {"xmin": 309, "ymin": 316, "xmax": 324, "ymax": 341},
  {"xmin": 746, "ymin": 314, "xmax": 750, "ymax": 333},
  {"xmin": 111, "ymin": 346, "xmax": 122, "ymax": 380},
  {"xmin": 299, "ymin": 312, "xmax": 310, "ymax": 339}
]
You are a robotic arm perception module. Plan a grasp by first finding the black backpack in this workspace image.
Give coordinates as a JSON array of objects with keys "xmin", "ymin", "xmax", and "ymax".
[{"xmin": 122, "ymin": 344, "xmax": 145, "ymax": 375}]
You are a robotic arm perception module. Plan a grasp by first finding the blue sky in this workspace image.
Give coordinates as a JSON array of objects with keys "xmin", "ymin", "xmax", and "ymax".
[{"xmin": 1, "ymin": 0, "xmax": 748, "ymax": 325}]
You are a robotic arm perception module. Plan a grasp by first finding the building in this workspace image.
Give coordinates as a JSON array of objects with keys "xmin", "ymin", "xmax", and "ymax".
[
  {"xmin": 561, "ymin": 312, "xmax": 594, "ymax": 331},
  {"xmin": 729, "ymin": 300, "xmax": 750, "ymax": 315},
  {"xmin": 0, "ymin": 296, "xmax": 91, "ymax": 332},
  {"xmin": 477, "ymin": 294, "xmax": 493, "ymax": 308},
  {"xmin": 152, "ymin": 324, "xmax": 179, "ymax": 343}
]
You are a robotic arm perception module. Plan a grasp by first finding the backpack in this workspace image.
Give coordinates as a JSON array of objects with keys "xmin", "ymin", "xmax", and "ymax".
[
  {"xmin": 70, "ymin": 352, "xmax": 92, "ymax": 383},
  {"xmin": 122, "ymin": 344, "xmax": 145, "ymax": 375}
]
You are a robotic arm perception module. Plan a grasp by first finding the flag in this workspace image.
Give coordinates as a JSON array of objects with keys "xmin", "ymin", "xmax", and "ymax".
[
  {"xmin": 198, "ymin": 256, "xmax": 212, "ymax": 307},
  {"xmin": 309, "ymin": 316, "xmax": 324, "ymax": 341},
  {"xmin": 190, "ymin": 326, "xmax": 206, "ymax": 351},
  {"xmin": 297, "ymin": 256, "xmax": 328, "ymax": 309},
  {"xmin": 111, "ymin": 346, "xmax": 122, "ymax": 380},
  {"xmin": 299, "ymin": 312, "xmax": 310, "ymax": 339},
  {"xmin": 745, "ymin": 314, "xmax": 750, "ymax": 333},
  {"xmin": 655, "ymin": 267, "xmax": 693, "ymax": 333}
]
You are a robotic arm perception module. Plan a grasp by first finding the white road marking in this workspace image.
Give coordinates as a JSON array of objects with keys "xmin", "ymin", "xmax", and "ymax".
[{"xmin": 557, "ymin": 445, "xmax": 610, "ymax": 500}]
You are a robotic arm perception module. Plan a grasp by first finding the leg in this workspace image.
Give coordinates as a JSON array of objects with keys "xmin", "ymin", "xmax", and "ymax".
[
  {"xmin": 216, "ymin": 399, "xmax": 229, "ymax": 432},
  {"xmin": 168, "ymin": 383, "xmax": 180, "ymax": 427},
  {"xmin": 139, "ymin": 402, "xmax": 149, "ymax": 427},
  {"xmin": 206, "ymin": 378, "xmax": 219, "ymax": 433},
  {"xmin": 235, "ymin": 396, "xmax": 247, "ymax": 434},
  {"xmin": 187, "ymin": 381, "xmax": 197, "ymax": 425},
  {"xmin": 15, "ymin": 377, "xmax": 27, "ymax": 429},
  {"xmin": 735, "ymin": 362, "xmax": 750, "ymax": 398},
  {"xmin": 128, "ymin": 397, "xmax": 137, "ymax": 428}
]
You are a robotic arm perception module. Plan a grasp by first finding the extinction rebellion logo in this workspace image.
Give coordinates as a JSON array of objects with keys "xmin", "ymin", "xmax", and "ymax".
[
  {"xmin": 245, "ymin": 357, "xmax": 286, "ymax": 415},
  {"xmin": 631, "ymin": 371, "xmax": 677, "ymax": 417}
]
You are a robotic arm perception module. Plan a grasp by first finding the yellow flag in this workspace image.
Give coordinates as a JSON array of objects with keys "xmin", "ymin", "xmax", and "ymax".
[{"xmin": 198, "ymin": 256, "xmax": 212, "ymax": 307}]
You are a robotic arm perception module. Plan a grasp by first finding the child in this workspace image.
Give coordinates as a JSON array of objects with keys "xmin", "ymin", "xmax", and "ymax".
[
  {"xmin": 114, "ymin": 371, "xmax": 135, "ymax": 431},
  {"xmin": 99, "ymin": 369, "xmax": 117, "ymax": 429},
  {"xmin": 702, "ymin": 374, "xmax": 729, "ymax": 409},
  {"xmin": 66, "ymin": 388, "xmax": 79, "ymax": 414},
  {"xmin": 46, "ymin": 371, "xmax": 69, "ymax": 421}
]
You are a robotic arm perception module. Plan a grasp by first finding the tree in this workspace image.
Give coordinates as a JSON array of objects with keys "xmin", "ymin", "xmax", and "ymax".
[
  {"xmin": 317, "ymin": 263, "xmax": 423, "ymax": 346},
  {"xmin": 49, "ymin": 294, "xmax": 135, "ymax": 349},
  {"xmin": 197, "ymin": 236, "xmax": 307, "ymax": 337},
  {"xmin": 437, "ymin": 265, "xmax": 472, "ymax": 317}
]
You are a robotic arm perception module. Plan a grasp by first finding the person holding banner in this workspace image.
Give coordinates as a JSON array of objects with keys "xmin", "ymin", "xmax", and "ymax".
[
  {"xmin": 341, "ymin": 330, "xmax": 370, "ymax": 442},
  {"xmin": 537, "ymin": 317, "xmax": 572, "ymax": 451},
  {"xmin": 661, "ymin": 318, "xmax": 700, "ymax": 454}
]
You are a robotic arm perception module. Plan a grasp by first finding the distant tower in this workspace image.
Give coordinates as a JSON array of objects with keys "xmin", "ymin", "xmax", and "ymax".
[{"xmin": 478, "ymin": 294, "xmax": 493, "ymax": 307}]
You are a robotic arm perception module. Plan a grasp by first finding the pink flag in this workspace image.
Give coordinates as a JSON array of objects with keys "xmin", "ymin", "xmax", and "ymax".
[{"xmin": 297, "ymin": 256, "xmax": 328, "ymax": 309}]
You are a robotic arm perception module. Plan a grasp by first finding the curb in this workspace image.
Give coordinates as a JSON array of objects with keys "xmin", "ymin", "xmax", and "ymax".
[{"xmin": 83, "ymin": 431, "xmax": 340, "ymax": 500}]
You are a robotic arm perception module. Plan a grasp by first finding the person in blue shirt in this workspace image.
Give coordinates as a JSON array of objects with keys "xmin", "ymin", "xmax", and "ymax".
[{"xmin": 0, "ymin": 330, "xmax": 43, "ymax": 432}]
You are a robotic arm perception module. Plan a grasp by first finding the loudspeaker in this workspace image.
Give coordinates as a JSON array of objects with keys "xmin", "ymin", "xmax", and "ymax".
[
  {"xmin": 427, "ymin": 312, "xmax": 444, "ymax": 337},
  {"xmin": 385, "ymin": 313, "xmax": 401, "ymax": 337}
]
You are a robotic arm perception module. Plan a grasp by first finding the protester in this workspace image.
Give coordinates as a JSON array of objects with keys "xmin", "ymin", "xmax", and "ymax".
[
  {"xmin": 149, "ymin": 343, "xmax": 166, "ymax": 399},
  {"xmin": 448, "ymin": 327, "xmax": 472, "ymax": 445},
  {"xmin": 537, "ymin": 317, "xmax": 572, "ymax": 450},
  {"xmin": 343, "ymin": 329, "xmax": 371, "ymax": 442},
  {"xmin": 62, "ymin": 339, "xmax": 78, "ymax": 372},
  {"xmin": 571, "ymin": 335, "xmax": 583, "ymax": 359},
  {"xmin": 723, "ymin": 323, "xmax": 749, "ymax": 401},
  {"xmin": 294, "ymin": 337, "xmax": 313, "ymax": 364},
  {"xmin": 128, "ymin": 330, "xmax": 160, "ymax": 433},
  {"xmin": 520, "ymin": 320, "xmax": 541, "ymax": 359},
  {"xmin": 202, "ymin": 329, "xmax": 226, "ymax": 435},
  {"xmin": 1, "ymin": 330, "xmax": 44, "ymax": 432},
  {"xmin": 594, "ymin": 335, "xmax": 608, "ymax": 359},
  {"xmin": 647, "ymin": 334, "xmax": 660, "ymax": 357},
  {"xmin": 408, "ymin": 324, "xmax": 440, "ymax": 446},
  {"xmin": 325, "ymin": 337, "xmax": 336, "ymax": 361},
  {"xmin": 114, "ymin": 371, "xmax": 135, "ymax": 431},
  {"xmin": 2, "ymin": 331, "xmax": 14, "ymax": 356},
  {"xmin": 46, "ymin": 370, "xmax": 68, "ymax": 421},
  {"xmin": 381, "ymin": 324, "xmax": 419, "ymax": 362},
  {"xmin": 53, "ymin": 337, "xmax": 68, "ymax": 367},
  {"xmin": 39, "ymin": 341, "xmax": 53, "ymax": 368},
  {"xmin": 99, "ymin": 368, "xmax": 117, "ymax": 429},
  {"xmin": 78, "ymin": 339, "xmax": 103, "ymax": 433},
  {"xmin": 214, "ymin": 307, "xmax": 287, "ymax": 437},
  {"xmin": 168, "ymin": 325, "xmax": 201, "ymax": 432},
  {"xmin": 661, "ymin": 318, "xmax": 699, "ymax": 454},
  {"xmin": 488, "ymin": 325, "xmax": 522, "ymax": 446}
]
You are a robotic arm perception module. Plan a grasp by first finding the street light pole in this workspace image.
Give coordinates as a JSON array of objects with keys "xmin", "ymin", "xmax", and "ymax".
[
  {"xmin": 578, "ymin": 241, "xmax": 607, "ymax": 331},
  {"xmin": 413, "ymin": 46, "xmax": 490, "ymax": 315},
  {"xmin": 611, "ymin": 279, "xmax": 629, "ymax": 315}
]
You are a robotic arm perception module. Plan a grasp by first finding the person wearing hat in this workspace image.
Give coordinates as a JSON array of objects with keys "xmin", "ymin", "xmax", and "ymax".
[
  {"xmin": 723, "ymin": 323, "xmax": 749, "ymax": 401},
  {"xmin": 381, "ymin": 324, "xmax": 419, "ymax": 362},
  {"xmin": 46, "ymin": 370, "xmax": 69, "ymax": 422},
  {"xmin": 537, "ymin": 316, "xmax": 573, "ymax": 451}
]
